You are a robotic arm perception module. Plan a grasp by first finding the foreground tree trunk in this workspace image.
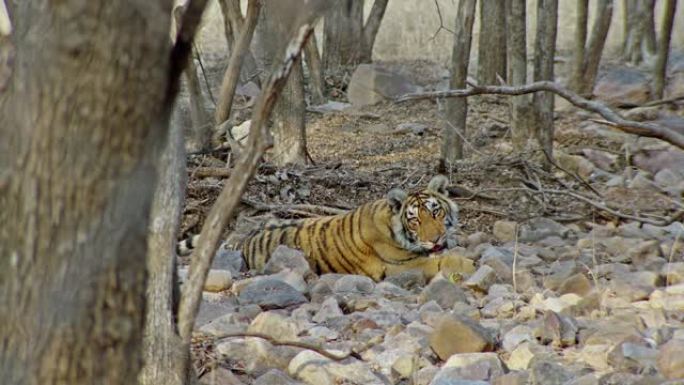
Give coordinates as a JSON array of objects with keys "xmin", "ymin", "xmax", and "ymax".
[
  {"xmin": 580, "ymin": 0, "xmax": 613, "ymax": 96},
  {"xmin": 532, "ymin": 0, "xmax": 558, "ymax": 164},
  {"xmin": 478, "ymin": 0, "xmax": 507, "ymax": 84},
  {"xmin": 0, "ymin": 1, "xmax": 172, "ymax": 383},
  {"xmin": 442, "ymin": 0, "xmax": 477, "ymax": 170},
  {"xmin": 305, "ymin": 32, "xmax": 326, "ymax": 105},
  {"xmin": 622, "ymin": 0, "xmax": 656, "ymax": 64},
  {"xmin": 256, "ymin": 0, "xmax": 308, "ymax": 166},
  {"xmin": 653, "ymin": 0, "xmax": 677, "ymax": 99},
  {"xmin": 360, "ymin": 0, "xmax": 390, "ymax": 63},
  {"xmin": 139, "ymin": 119, "xmax": 188, "ymax": 385},
  {"xmin": 506, "ymin": 0, "xmax": 532, "ymax": 151}
]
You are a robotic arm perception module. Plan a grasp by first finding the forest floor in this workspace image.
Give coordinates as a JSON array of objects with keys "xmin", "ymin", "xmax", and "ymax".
[{"xmin": 178, "ymin": 58, "xmax": 684, "ymax": 385}]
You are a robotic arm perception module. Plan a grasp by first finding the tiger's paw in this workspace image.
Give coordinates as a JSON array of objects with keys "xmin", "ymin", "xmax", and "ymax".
[{"xmin": 437, "ymin": 251, "xmax": 475, "ymax": 282}]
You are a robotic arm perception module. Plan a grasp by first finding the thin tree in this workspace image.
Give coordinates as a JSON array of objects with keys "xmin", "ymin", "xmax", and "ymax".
[
  {"xmin": 653, "ymin": 0, "xmax": 677, "ymax": 99},
  {"xmin": 581, "ymin": 0, "xmax": 614, "ymax": 96},
  {"xmin": 322, "ymin": 0, "xmax": 390, "ymax": 74},
  {"xmin": 622, "ymin": 0, "xmax": 657, "ymax": 64},
  {"xmin": 532, "ymin": 0, "xmax": 558, "ymax": 164},
  {"xmin": 218, "ymin": 0, "xmax": 260, "ymax": 85},
  {"xmin": 442, "ymin": 0, "xmax": 477, "ymax": 170},
  {"xmin": 305, "ymin": 31, "xmax": 326, "ymax": 105},
  {"xmin": 569, "ymin": 0, "xmax": 589, "ymax": 93},
  {"xmin": 506, "ymin": 0, "xmax": 532, "ymax": 151},
  {"xmin": 0, "ymin": 0, "xmax": 206, "ymax": 383},
  {"xmin": 478, "ymin": 0, "xmax": 507, "ymax": 84}
]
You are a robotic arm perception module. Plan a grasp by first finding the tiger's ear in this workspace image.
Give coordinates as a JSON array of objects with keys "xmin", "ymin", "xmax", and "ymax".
[
  {"xmin": 427, "ymin": 175, "xmax": 449, "ymax": 195},
  {"xmin": 387, "ymin": 188, "xmax": 407, "ymax": 213}
]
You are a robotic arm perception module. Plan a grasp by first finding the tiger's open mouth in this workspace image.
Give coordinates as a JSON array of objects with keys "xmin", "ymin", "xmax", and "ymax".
[{"xmin": 431, "ymin": 244, "xmax": 446, "ymax": 253}]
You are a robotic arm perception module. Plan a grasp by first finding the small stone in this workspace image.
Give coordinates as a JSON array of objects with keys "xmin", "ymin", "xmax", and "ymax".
[
  {"xmin": 213, "ymin": 246, "xmax": 246, "ymax": 275},
  {"xmin": 662, "ymin": 262, "xmax": 684, "ymax": 285},
  {"xmin": 238, "ymin": 278, "xmax": 307, "ymax": 309},
  {"xmin": 493, "ymin": 371, "xmax": 529, "ymax": 385},
  {"xmin": 199, "ymin": 313, "xmax": 248, "ymax": 336},
  {"xmin": 415, "ymin": 365, "xmax": 439, "ymax": 385},
  {"xmin": 493, "ymin": 221, "xmax": 518, "ymax": 242},
  {"xmin": 529, "ymin": 357, "xmax": 573, "ymax": 385},
  {"xmin": 248, "ymin": 311, "xmax": 299, "ymax": 340},
  {"xmin": 429, "ymin": 314, "xmax": 495, "ymax": 360},
  {"xmin": 385, "ymin": 269, "xmax": 426, "ymax": 290},
  {"xmin": 288, "ymin": 350, "xmax": 383, "ymax": 385},
  {"xmin": 502, "ymin": 325, "xmax": 534, "ymax": 352},
  {"xmin": 464, "ymin": 265, "xmax": 497, "ymax": 293},
  {"xmin": 201, "ymin": 367, "xmax": 246, "ymax": 385},
  {"xmin": 254, "ymin": 369, "xmax": 302, "ymax": 385},
  {"xmin": 419, "ymin": 278, "xmax": 468, "ymax": 309},
  {"xmin": 658, "ymin": 338, "xmax": 684, "ymax": 380},
  {"xmin": 506, "ymin": 341, "xmax": 543, "ymax": 370},
  {"xmin": 557, "ymin": 273, "xmax": 593, "ymax": 296},
  {"xmin": 333, "ymin": 274, "xmax": 375, "ymax": 295},
  {"xmin": 537, "ymin": 310, "xmax": 578, "ymax": 347},
  {"xmin": 465, "ymin": 232, "xmax": 491, "ymax": 249},
  {"xmin": 434, "ymin": 352, "xmax": 504, "ymax": 382},
  {"xmin": 263, "ymin": 245, "xmax": 311, "ymax": 276},
  {"xmin": 204, "ymin": 269, "xmax": 233, "ymax": 292},
  {"xmin": 312, "ymin": 297, "xmax": 343, "ymax": 323},
  {"xmin": 608, "ymin": 340, "xmax": 658, "ymax": 372},
  {"xmin": 391, "ymin": 354, "xmax": 418, "ymax": 380}
]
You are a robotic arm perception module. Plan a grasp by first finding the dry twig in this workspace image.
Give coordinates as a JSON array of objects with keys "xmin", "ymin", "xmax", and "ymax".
[{"xmin": 397, "ymin": 81, "xmax": 684, "ymax": 150}]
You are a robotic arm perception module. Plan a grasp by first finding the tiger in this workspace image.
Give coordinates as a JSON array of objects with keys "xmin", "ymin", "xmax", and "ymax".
[{"xmin": 178, "ymin": 175, "xmax": 472, "ymax": 282}]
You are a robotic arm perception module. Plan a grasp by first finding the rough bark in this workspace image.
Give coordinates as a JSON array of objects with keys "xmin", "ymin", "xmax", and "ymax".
[
  {"xmin": 506, "ymin": 0, "xmax": 532, "ymax": 151},
  {"xmin": 139, "ymin": 113, "xmax": 188, "ymax": 385},
  {"xmin": 178, "ymin": 9, "xmax": 324, "ymax": 343},
  {"xmin": 185, "ymin": 52, "xmax": 213, "ymax": 152},
  {"xmin": 441, "ymin": 0, "xmax": 477, "ymax": 170},
  {"xmin": 569, "ymin": 0, "xmax": 588, "ymax": 93},
  {"xmin": 0, "ymin": 1, "xmax": 172, "ymax": 384},
  {"xmin": 215, "ymin": 0, "xmax": 261, "ymax": 125},
  {"xmin": 532, "ymin": 0, "xmax": 558, "ymax": 164},
  {"xmin": 622, "ymin": 0, "xmax": 655, "ymax": 64},
  {"xmin": 305, "ymin": 32, "xmax": 325, "ymax": 105},
  {"xmin": 580, "ymin": 0, "xmax": 613, "ymax": 96},
  {"xmin": 323, "ymin": 0, "xmax": 364, "ymax": 74},
  {"xmin": 478, "ymin": 0, "xmax": 507, "ymax": 84},
  {"xmin": 653, "ymin": 0, "xmax": 677, "ymax": 99},
  {"xmin": 360, "ymin": 0, "xmax": 390, "ymax": 63},
  {"xmin": 255, "ymin": 0, "xmax": 308, "ymax": 166}
]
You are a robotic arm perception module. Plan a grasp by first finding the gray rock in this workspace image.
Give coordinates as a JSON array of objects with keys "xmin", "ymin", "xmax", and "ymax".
[
  {"xmin": 201, "ymin": 367, "xmax": 246, "ymax": 385},
  {"xmin": 433, "ymin": 353, "xmax": 504, "ymax": 382},
  {"xmin": 254, "ymin": 369, "xmax": 303, "ymax": 385},
  {"xmin": 195, "ymin": 295, "xmax": 239, "ymax": 327},
  {"xmin": 608, "ymin": 340, "xmax": 658, "ymax": 372},
  {"xmin": 213, "ymin": 245, "xmax": 246, "ymax": 275},
  {"xmin": 288, "ymin": 350, "xmax": 384, "ymax": 385},
  {"xmin": 312, "ymin": 297, "xmax": 344, "ymax": 323},
  {"xmin": 374, "ymin": 281, "xmax": 412, "ymax": 298},
  {"xmin": 238, "ymin": 279, "xmax": 307, "ymax": 309},
  {"xmin": 347, "ymin": 64, "xmax": 420, "ymax": 106},
  {"xmin": 658, "ymin": 338, "xmax": 684, "ymax": 380},
  {"xmin": 203, "ymin": 269, "xmax": 233, "ymax": 292},
  {"xmin": 492, "ymin": 371, "xmax": 529, "ymax": 385},
  {"xmin": 594, "ymin": 67, "xmax": 651, "ymax": 106},
  {"xmin": 529, "ymin": 358, "xmax": 573, "ymax": 385},
  {"xmin": 464, "ymin": 265, "xmax": 497, "ymax": 293},
  {"xmin": 419, "ymin": 278, "xmax": 468, "ymax": 309},
  {"xmin": 396, "ymin": 122, "xmax": 428, "ymax": 135},
  {"xmin": 199, "ymin": 312, "xmax": 249, "ymax": 336},
  {"xmin": 385, "ymin": 269, "xmax": 426, "ymax": 290},
  {"xmin": 263, "ymin": 245, "xmax": 312, "ymax": 277},
  {"xmin": 537, "ymin": 310, "xmax": 578, "ymax": 347},
  {"xmin": 519, "ymin": 218, "xmax": 571, "ymax": 242},
  {"xmin": 429, "ymin": 377, "xmax": 490, "ymax": 385},
  {"xmin": 493, "ymin": 220, "xmax": 518, "ymax": 242},
  {"xmin": 333, "ymin": 274, "xmax": 375, "ymax": 295},
  {"xmin": 248, "ymin": 311, "xmax": 300, "ymax": 340},
  {"xmin": 502, "ymin": 325, "xmax": 534, "ymax": 352}
]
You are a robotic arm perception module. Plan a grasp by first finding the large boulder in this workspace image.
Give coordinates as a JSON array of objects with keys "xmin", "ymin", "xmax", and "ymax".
[
  {"xmin": 347, "ymin": 64, "xmax": 420, "ymax": 106},
  {"xmin": 594, "ymin": 67, "xmax": 651, "ymax": 107}
]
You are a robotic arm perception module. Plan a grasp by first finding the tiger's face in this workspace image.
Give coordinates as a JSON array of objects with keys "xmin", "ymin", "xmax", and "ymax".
[{"xmin": 388, "ymin": 175, "xmax": 459, "ymax": 254}]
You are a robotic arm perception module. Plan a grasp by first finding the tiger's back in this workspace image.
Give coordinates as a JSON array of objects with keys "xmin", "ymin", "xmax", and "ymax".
[{"xmin": 241, "ymin": 199, "xmax": 390, "ymax": 279}]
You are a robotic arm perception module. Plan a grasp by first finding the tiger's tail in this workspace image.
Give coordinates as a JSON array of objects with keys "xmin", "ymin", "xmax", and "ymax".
[{"xmin": 176, "ymin": 234, "xmax": 200, "ymax": 256}]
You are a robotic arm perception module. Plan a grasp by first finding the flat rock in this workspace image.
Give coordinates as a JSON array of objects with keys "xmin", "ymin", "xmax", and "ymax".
[
  {"xmin": 312, "ymin": 296, "xmax": 344, "ymax": 323},
  {"xmin": 203, "ymin": 269, "xmax": 233, "ymax": 292},
  {"xmin": 333, "ymin": 274, "xmax": 375, "ymax": 295},
  {"xmin": 429, "ymin": 314, "xmax": 495, "ymax": 360},
  {"xmin": 529, "ymin": 357, "xmax": 573, "ymax": 385},
  {"xmin": 419, "ymin": 278, "xmax": 467, "ymax": 309},
  {"xmin": 434, "ymin": 352, "xmax": 504, "ymax": 382},
  {"xmin": 212, "ymin": 246, "xmax": 246, "ymax": 275},
  {"xmin": 658, "ymin": 338, "xmax": 684, "ymax": 380},
  {"xmin": 263, "ymin": 245, "xmax": 312, "ymax": 277},
  {"xmin": 254, "ymin": 369, "xmax": 303, "ymax": 385},
  {"xmin": 247, "ymin": 311, "xmax": 300, "ymax": 340},
  {"xmin": 238, "ymin": 278, "xmax": 307, "ymax": 309},
  {"xmin": 288, "ymin": 350, "xmax": 383, "ymax": 385},
  {"xmin": 385, "ymin": 269, "xmax": 426, "ymax": 290},
  {"xmin": 464, "ymin": 265, "xmax": 497, "ymax": 293}
]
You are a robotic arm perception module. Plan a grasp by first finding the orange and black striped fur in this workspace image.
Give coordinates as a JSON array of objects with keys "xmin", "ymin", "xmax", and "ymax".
[{"xmin": 179, "ymin": 175, "xmax": 462, "ymax": 281}]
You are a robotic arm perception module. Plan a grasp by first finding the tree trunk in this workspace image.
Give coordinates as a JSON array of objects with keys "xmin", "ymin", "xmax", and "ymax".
[
  {"xmin": 219, "ymin": 0, "xmax": 260, "ymax": 85},
  {"xmin": 185, "ymin": 52, "xmax": 213, "ymax": 151},
  {"xmin": 478, "ymin": 0, "xmax": 507, "ymax": 84},
  {"xmin": 643, "ymin": 0, "xmax": 657, "ymax": 56},
  {"xmin": 255, "ymin": 0, "xmax": 309, "ymax": 166},
  {"xmin": 441, "ymin": 0, "xmax": 477, "ymax": 170},
  {"xmin": 532, "ymin": 0, "xmax": 558, "ymax": 165},
  {"xmin": 622, "ymin": 0, "xmax": 655, "ymax": 64},
  {"xmin": 506, "ymin": 0, "xmax": 532, "ymax": 151},
  {"xmin": 581, "ymin": 0, "xmax": 613, "ymax": 96},
  {"xmin": 569, "ymin": 0, "xmax": 588, "ymax": 93},
  {"xmin": 653, "ymin": 0, "xmax": 677, "ymax": 99},
  {"xmin": 305, "ymin": 32, "xmax": 326, "ymax": 105},
  {"xmin": 0, "ymin": 1, "xmax": 172, "ymax": 384},
  {"xmin": 323, "ymin": 0, "xmax": 364, "ymax": 74},
  {"xmin": 360, "ymin": 0, "xmax": 390, "ymax": 63},
  {"xmin": 139, "ymin": 112, "xmax": 189, "ymax": 385}
]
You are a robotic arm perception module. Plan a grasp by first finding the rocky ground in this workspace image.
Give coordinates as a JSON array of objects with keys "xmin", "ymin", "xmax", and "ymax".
[{"xmin": 177, "ymin": 52, "xmax": 684, "ymax": 385}]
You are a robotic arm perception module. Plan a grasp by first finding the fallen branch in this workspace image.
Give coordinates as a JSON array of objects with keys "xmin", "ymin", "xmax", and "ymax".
[
  {"xmin": 212, "ymin": 332, "xmax": 363, "ymax": 361},
  {"xmin": 396, "ymin": 81, "xmax": 684, "ymax": 150},
  {"xmin": 242, "ymin": 198, "xmax": 348, "ymax": 215},
  {"xmin": 194, "ymin": 167, "xmax": 231, "ymax": 178},
  {"xmin": 178, "ymin": 14, "xmax": 321, "ymax": 344}
]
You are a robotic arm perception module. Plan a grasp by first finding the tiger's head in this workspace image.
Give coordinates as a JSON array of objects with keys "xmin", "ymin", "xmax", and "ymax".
[{"xmin": 387, "ymin": 175, "xmax": 459, "ymax": 254}]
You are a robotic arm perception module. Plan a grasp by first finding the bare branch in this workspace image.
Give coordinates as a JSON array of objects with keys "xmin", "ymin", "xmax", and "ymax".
[
  {"xmin": 212, "ymin": 332, "xmax": 363, "ymax": 361},
  {"xmin": 177, "ymin": 18, "xmax": 319, "ymax": 344},
  {"xmin": 430, "ymin": 0, "xmax": 455, "ymax": 40},
  {"xmin": 396, "ymin": 81, "xmax": 684, "ymax": 150}
]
